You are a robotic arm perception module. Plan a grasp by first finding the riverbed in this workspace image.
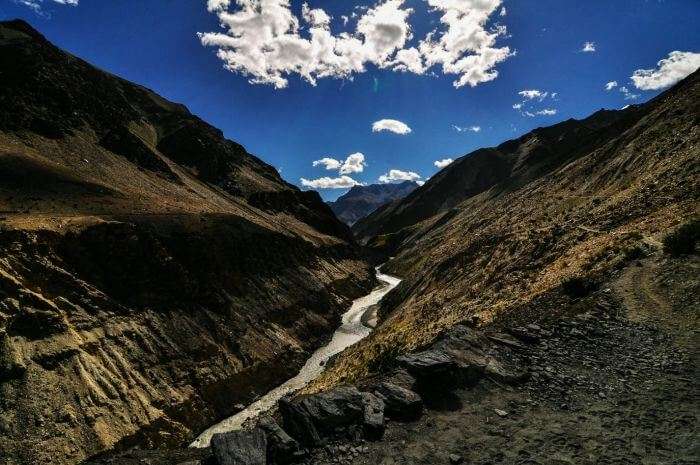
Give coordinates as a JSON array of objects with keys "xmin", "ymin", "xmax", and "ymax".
[{"xmin": 190, "ymin": 267, "xmax": 401, "ymax": 448}]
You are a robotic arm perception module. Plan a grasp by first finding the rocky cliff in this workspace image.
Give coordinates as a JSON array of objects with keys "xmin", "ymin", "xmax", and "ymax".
[{"xmin": 0, "ymin": 20, "xmax": 373, "ymax": 465}]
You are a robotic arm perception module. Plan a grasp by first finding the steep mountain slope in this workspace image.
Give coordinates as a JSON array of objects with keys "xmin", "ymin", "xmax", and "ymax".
[
  {"xmin": 328, "ymin": 181, "xmax": 419, "ymax": 225},
  {"xmin": 316, "ymin": 69, "xmax": 699, "ymax": 390},
  {"xmin": 0, "ymin": 20, "xmax": 373, "ymax": 465}
]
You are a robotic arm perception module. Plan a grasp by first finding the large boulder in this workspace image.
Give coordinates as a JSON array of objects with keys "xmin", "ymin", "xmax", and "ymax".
[
  {"xmin": 210, "ymin": 428, "xmax": 267, "ymax": 465},
  {"xmin": 279, "ymin": 386, "xmax": 365, "ymax": 446},
  {"xmin": 373, "ymin": 382, "xmax": 423, "ymax": 420},
  {"xmin": 396, "ymin": 350, "xmax": 458, "ymax": 378},
  {"xmin": 361, "ymin": 392, "xmax": 385, "ymax": 440},
  {"xmin": 257, "ymin": 415, "xmax": 302, "ymax": 464}
]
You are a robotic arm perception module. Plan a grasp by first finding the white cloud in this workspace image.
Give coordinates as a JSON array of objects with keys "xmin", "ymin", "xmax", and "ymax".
[
  {"xmin": 372, "ymin": 119, "xmax": 412, "ymax": 135},
  {"xmin": 518, "ymin": 89, "xmax": 548, "ymax": 101},
  {"xmin": 434, "ymin": 158, "xmax": 453, "ymax": 168},
  {"xmin": 452, "ymin": 125, "xmax": 480, "ymax": 133},
  {"xmin": 631, "ymin": 51, "xmax": 700, "ymax": 90},
  {"xmin": 418, "ymin": 0, "xmax": 513, "ymax": 88},
  {"xmin": 312, "ymin": 157, "xmax": 342, "ymax": 170},
  {"xmin": 499, "ymin": 7, "xmax": 507, "ymax": 16},
  {"xmin": 378, "ymin": 169, "xmax": 421, "ymax": 183},
  {"xmin": 620, "ymin": 86, "xmax": 639, "ymax": 100},
  {"xmin": 416, "ymin": 180, "xmax": 425, "ymax": 186},
  {"xmin": 200, "ymin": 0, "xmax": 512, "ymax": 89},
  {"xmin": 513, "ymin": 90, "xmax": 558, "ymax": 117},
  {"xmin": 582, "ymin": 41, "xmax": 596, "ymax": 53},
  {"xmin": 301, "ymin": 175, "xmax": 362, "ymax": 189},
  {"xmin": 339, "ymin": 152, "xmax": 366, "ymax": 174},
  {"xmin": 313, "ymin": 152, "xmax": 366, "ymax": 174},
  {"xmin": 605, "ymin": 81, "xmax": 618, "ymax": 91},
  {"xmin": 17, "ymin": 0, "xmax": 78, "ymax": 11}
]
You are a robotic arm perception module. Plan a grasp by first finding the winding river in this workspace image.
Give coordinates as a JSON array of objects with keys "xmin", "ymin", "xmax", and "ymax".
[{"xmin": 190, "ymin": 267, "xmax": 401, "ymax": 448}]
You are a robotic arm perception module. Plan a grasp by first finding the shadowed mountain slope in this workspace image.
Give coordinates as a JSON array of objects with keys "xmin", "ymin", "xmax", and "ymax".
[
  {"xmin": 316, "ymin": 69, "xmax": 699, "ymax": 391},
  {"xmin": 0, "ymin": 20, "xmax": 373, "ymax": 465},
  {"xmin": 328, "ymin": 181, "xmax": 419, "ymax": 226}
]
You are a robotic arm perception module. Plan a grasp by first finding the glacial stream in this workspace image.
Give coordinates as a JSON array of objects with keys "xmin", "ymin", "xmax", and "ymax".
[{"xmin": 191, "ymin": 267, "xmax": 401, "ymax": 448}]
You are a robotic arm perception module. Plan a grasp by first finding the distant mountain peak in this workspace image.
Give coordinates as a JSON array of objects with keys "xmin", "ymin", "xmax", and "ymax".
[{"xmin": 328, "ymin": 181, "xmax": 420, "ymax": 226}]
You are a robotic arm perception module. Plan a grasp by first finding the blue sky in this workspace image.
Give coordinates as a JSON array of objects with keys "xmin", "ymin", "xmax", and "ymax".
[{"xmin": 2, "ymin": 0, "xmax": 699, "ymax": 200}]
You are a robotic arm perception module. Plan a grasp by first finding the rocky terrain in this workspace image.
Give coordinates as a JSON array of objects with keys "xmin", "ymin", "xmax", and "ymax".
[
  {"xmin": 324, "ymin": 68, "xmax": 699, "ymax": 388},
  {"xmin": 86, "ymin": 250, "xmax": 698, "ymax": 465},
  {"xmin": 327, "ymin": 182, "xmax": 419, "ymax": 226},
  {"xmin": 0, "ymin": 20, "xmax": 373, "ymax": 465},
  {"xmin": 1, "ymin": 18, "xmax": 697, "ymax": 465}
]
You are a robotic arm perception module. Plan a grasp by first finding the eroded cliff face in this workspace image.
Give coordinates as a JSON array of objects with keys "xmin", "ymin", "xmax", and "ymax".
[{"xmin": 0, "ymin": 20, "xmax": 373, "ymax": 465}]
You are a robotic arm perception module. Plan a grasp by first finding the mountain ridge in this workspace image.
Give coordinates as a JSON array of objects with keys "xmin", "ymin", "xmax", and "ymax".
[
  {"xmin": 0, "ymin": 19, "xmax": 374, "ymax": 465},
  {"xmin": 328, "ymin": 181, "xmax": 419, "ymax": 226}
]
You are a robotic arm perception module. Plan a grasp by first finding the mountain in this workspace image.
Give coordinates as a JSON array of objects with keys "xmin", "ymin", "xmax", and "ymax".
[
  {"xmin": 327, "ymin": 181, "xmax": 419, "ymax": 225},
  {"xmin": 317, "ymin": 69, "xmax": 699, "ymax": 391},
  {"xmin": 0, "ymin": 20, "xmax": 374, "ymax": 465}
]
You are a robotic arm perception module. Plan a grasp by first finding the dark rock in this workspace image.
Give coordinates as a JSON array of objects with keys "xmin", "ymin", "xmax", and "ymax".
[
  {"xmin": 396, "ymin": 350, "xmax": 458, "ymax": 379},
  {"xmin": 361, "ymin": 392, "xmax": 385, "ymax": 440},
  {"xmin": 485, "ymin": 357, "xmax": 528, "ymax": 385},
  {"xmin": 509, "ymin": 326, "xmax": 541, "ymax": 343},
  {"xmin": 373, "ymin": 382, "xmax": 423, "ymax": 420},
  {"xmin": 257, "ymin": 415, "xmax": 301, "ymax": 464},
  {"xmin": 210, "ymin": 428, "xmax": 267, "ymax": 465},
  {"xmin": 279, "ymin": 386, "xmax": 365, "ymax": 446}
]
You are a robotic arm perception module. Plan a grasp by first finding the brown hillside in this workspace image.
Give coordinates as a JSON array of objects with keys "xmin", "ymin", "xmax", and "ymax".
[
  {"xmin": 0, "ymin": 20, "xmax": 373, "ymax": 465},
  {"xmin": 314, "ymin": 69, "xmax": 699, "ymax": 390}
]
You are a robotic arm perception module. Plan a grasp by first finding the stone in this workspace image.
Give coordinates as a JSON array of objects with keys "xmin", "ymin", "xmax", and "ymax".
[
  {"xmin": 280, "ymin": 386, "xmax": 365, "ymax": 446},
  {"xmin": 494, "ymin": 409, "xmax": 508, "ymax": 417},
  {"xmin": 361, "ymin": 392, "xmax": 385, "ymax": 440},
  {"xmin": 373, "ymin": 382, "xmax": 423, "ymax": 420},
  {"xmin": 257, "ymin": 415, "xmax": 301, "ymax": 464},
  {"xmin": 449, "ymin": 453, "xmax": 464, "ymax": 464},
  {"xmin": 485, "ymin": 357, "xmax": 528, "ymax": 385},
  {"xmin": 396, "ymin": 350, "xmax": 458, "ymax": 379},
  {"xmin": 210, "ymin": 428, "xmax": 267, "ymax": 465}
]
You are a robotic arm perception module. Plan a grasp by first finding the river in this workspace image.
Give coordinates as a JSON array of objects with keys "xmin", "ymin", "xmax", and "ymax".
[{"xmin": 190, "ymin": 267, "xmax": 401, "ymax": 448}]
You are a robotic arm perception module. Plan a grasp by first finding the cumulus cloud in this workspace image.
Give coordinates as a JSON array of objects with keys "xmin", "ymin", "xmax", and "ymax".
[
  {"xmin": 499, "ymin": 7, "xmax": 507, "ymax": 16},
  {"xmin": 312, "ymin": 153, "xmax": 366, "ymax": 174},
  {"xmin": 453, "ymin": 125, "xmax": 480, "ymax": 133},
  {"xmin": 372, "ymin": 119, "xmax": 412, "ymax": 135},
  {"xmin": 200, "ymin": 0, "xmax": 512, "ymax": 89},
  {"xmin": 339, "ymin": 152, "xmax": 366, "ymax": 174},
  {"xmin": 378, "ymin": 169, "xmax": 421, "ymax": 183},
  {"xmin": 582, "ymin": 41, "xmax": 596, "ymax": 53},
  {"xmin": 418, "ymin": 0, "xmax": 513, "ymax": 88},
  {"xmin": 301, "ymin": 175, "xmax": 362, "ymax": 189},
  {"xmin": 631, "ymin": 51, "xmax": 700, "ymax": 90},
  {"xmin": 605, "ymin": 81, "xmax": 618, "ymax": 91},
  {"xmin": 312, "ymin": 157, "xmax": 342, "ymax": 170},
  {"xmin": 434, "ymin": 158, "xmax": 453, "ymax": 168},
  {"xmin": 536, "ymin": 108, "xmax": 557, "ymax": 116}
]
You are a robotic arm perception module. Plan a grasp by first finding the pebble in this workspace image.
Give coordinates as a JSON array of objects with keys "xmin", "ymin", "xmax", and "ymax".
[{"xmin": 494, "ymin": 409, "xmax": 508, "ymax": 417}]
